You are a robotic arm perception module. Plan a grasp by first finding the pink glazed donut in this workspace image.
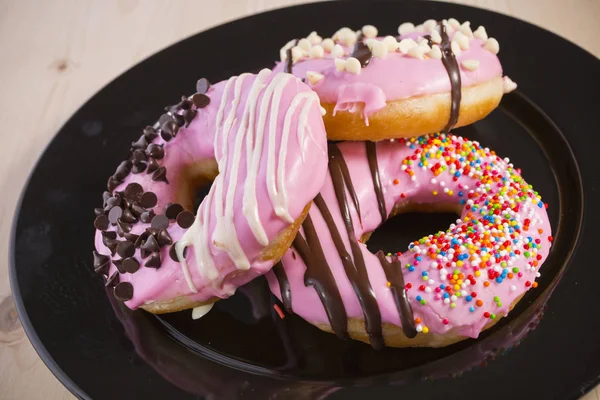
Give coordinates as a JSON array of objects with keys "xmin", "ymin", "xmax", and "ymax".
[
  {"xmin": 92, "ymin": 69, "xmax": 328, "ymax": 314},
  {"xmin": 267, "ymin": 134, "xmax": 552, "ymax": 349},
  {"xmin": 274, "ymin": 18, "xmax": 518, "ymax": 140}
]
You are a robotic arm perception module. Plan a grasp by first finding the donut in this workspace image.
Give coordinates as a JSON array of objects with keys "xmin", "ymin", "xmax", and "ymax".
[
  {"xmin": 267, "ymin": 134, "xmax": 552, "ymax": 349},
  {"xmin": 274, "ymin": 19, "xmax": 518, "ymax": 141},
  {"xmin": 92, "ymin": 68, "xmax": 328, "ymax": 314}
]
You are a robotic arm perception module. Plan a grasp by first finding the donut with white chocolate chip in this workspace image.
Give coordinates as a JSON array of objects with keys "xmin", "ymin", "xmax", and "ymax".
[
  {"xmin": 92, "ymin": 69, "xmax": 328, "ymax": 314},
  {"xmin": 274, "ymin": 19, "xmax": 517, "ymax": 141}
]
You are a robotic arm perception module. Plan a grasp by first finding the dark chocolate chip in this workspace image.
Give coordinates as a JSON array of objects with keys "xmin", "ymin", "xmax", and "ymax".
[
  {"xmin": 176, "ymin": 210, "xmax": 195, "ymax": 229},
  {"xmin": 152, "ymin": 166, "xmax": 168, "ymax": 183},
  {"xmin": 113, "ymin": 258, "xmax": 126, "ymax": 273},
  {"xmin": 101, "ymin": 230, "xmax": 117, "ymax": 239},
  {"xmin": 108, "ymin": 206, "xmax": 123, "ymax": 224},
  {"xmin": 130, "ymin": 202, "xmax": 145, "ymax": 217},
  {"xmin": 122, "ymin": 257, "xmax": 140, "ymax": 273},
  {"xmin": 196, "ymin": 78, "xmax": 211, "ymax": 94},
  {"xmin": 159, "ymin": 113, "xmax": 173, "ymax": 126},
  {"xmin": 107, "ymin": 176, "xmax": 121, "ymax": 192},
  {"xmin": 151, "ymin": 214, "xmax": 169, "ymax": 230},
  {"xmin": 165, "ymin": 203, "xmax": 184, "ymax": 219},
  {"xmin": 132, "ymin": 149, "xmax": 147, "ymax": 163},
  {"xmin": 351, "ymin": 41, "xmax": 372, "ymax": 67},
  {"xmin": 173, "ymin": 113, "xmax": 185, "ymax": 127},
  {"xmin": 179, "ymin": 97, "xmax": 193, "ymax": 110},
  {"xmin": 132, "ymin": 161, "xmax": 147, "ymax": 174},
  {"xmin": 140, "ymin": 248, "xmax": 151, "ymax": 259},
  {"xmin": 141, "ymin": 235, "xmax": 160, "ymax": 253},
  {"xmin": 145, "ymin": 252, "xmax": 161, "ymax": 268},
  {"xmin": 93, "ymin": 251, "xmax": 111, "ymax": 274},
  {"xmin": 146, "ymin": 143, "xmax": 164, "ymax": 159},
  {"xmin": 123, "ymin": 232, "xmax": 139, "ymax": 243},
  {"xmin": 131, "ymin": 135, "xmax": 148, "ymax": 150},
  {"xmin": 169, "ymin": 243, "xmax": 187, "ymax": 262},
  {"xmin": 103, "ymin": 237, "xmax": 120, "ymax": 256},
  {"xmin": 147, "ymin": 158, "xmax": 160, "ymax": 173},
  {"xmin": 94, "ymin": 215, "xmax": 110, "ymax": 231},
  {"xmin": 143, "ymin": 126, "xmax": 158, "ymax": 141},
  {"xmin": 140, "ymin": 192, "xmax": 158, "ymax": 208},
  {"xmin": 121, "ymin": 209, "xmax": 137, "ymax": 223},
  {"xmin": 161, "ymin": 120, "xmax": 179, "ymax": 138},
  {"xmin": 116, "ymin": 241, "xmax": 135, "ymax": 258},
  {"xmin": 160, "ymin": 130, "xmax": 173, "ymax": 142},
  {"xmin": 105, "ymin": 271, "xmax": 120, "ymax": 287},
  {"xmin": 102, "ymin": 191, "xmax": 111, "ymax": 206},
  {"xmin": 145, "ymin": 227, "xmax": 160, "ymax": 237},
  {"xmin": 94, "ymin": 208, "xmax": 105, "ymax": 217},
  {"xmin": 192, "ymin": 93, "xmax": 210, "ymax": 108},
  {"xmin": 114, "ymin": 282, "xmax": 134, "ymax": 301},
  {"xmin": 105, "ymin": 194, "xmax": 121, "ymax": 211},
  {"xmin": 140, "ymin": 210, "xmax": 156, "ymax": 224},
  {"xmin": 116, "ymin": 219, "xmax": 133, "ymax": 236},
  {"xmin": 156, "ymin": 229, "xmax": 173, "ymax": 246},
  {"xmin": 114, "ymin": 160, "xmax": 132, "ymax": 180},
  {"xmin": 134, "ymin": 231, "xmax": 149, "ymax": 248},
  {"xmin": 124, "ymin": 183, "xmax": 144, "ymax": 201},
  {"xmin": 183, "ymin": 109, "xmax": 197, "ymax": 127}
]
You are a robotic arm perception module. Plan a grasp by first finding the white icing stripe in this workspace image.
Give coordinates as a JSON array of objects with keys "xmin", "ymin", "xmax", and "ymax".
[
  {"xmin": 277, "ymin": 91, "xmax": 319, "ymax": 221},
  {"xmin": 266, "ymin": 74, "xmax": 295, "ymax": 223}
]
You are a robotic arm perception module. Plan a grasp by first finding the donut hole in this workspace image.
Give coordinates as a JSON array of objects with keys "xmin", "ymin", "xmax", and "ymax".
[
  {"xmin": 175, "ymin": 159, "xmax": 219, "ymax": 211},
  {"xmin": 364, "ymin": 203, "xmax": 461, "ymax": 255}
]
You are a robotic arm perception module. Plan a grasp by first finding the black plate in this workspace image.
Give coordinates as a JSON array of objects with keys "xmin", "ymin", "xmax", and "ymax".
[{"xmin": 10, "ymin": 1, "xmax": 600, "ymax": 399}]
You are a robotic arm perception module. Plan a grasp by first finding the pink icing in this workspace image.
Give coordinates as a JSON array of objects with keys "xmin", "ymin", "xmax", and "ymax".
[
  {"xmin": 273, "ymin": 33, "xmax": 503, "ymax": 118},
  {"xmin": 267, "ymin": 134, "xmax": 551, "ymax": 339},
  {"xmin": 94, "ymin": 69, "xmax": 328, "ymax": 309}
]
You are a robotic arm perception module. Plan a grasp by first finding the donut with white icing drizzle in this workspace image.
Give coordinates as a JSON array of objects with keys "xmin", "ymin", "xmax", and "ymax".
[
  {"xmin": 274, "ymin": 19, "xmax": 517, "ymax": 141},
  {"xmin": 267, "ymin": 134, "xmax": 551, "ymax": 349},
  {"xmin": 92, "ymin": 69, "xmax": 328, "ymax": 314}
]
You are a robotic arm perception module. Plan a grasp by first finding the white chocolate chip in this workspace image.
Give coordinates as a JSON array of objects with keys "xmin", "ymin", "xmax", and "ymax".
[
  {"xmin": 383, "ymin": 35, "xmax": 398, "ymax": 51},
  {"xmin": 320, "ymin": 106, "xmax": 327, "ymax": 116},
  {"xmin": 418, "ymin": 37, "xmax": 430, "ymax": 47},
  {"xmin": 306, "ymin": 71, "xmax": 324, "ymax": 84},
  {"xmin": 297, "ymin": 38, "xmax": 312, "ymax": 52},
  {"xmin": 398, "ymin": 22, "xmax": 415, "ymax": 35},
  {"xmin": 460, "ymin": 21, "xmax": 474, "ymax": 38},
  {"xmin": 447, "ymin": 18, "xmax": 461, "ymax": 29},
  {"xmin": 451, "ymin": 40, "xmax": 462, "ymax": 56},
  {"xmin": 362, "ymin": 25, "xmax": 378, "ymax": 39},
  {"xmin": 279, "ymin": 39, "xmax": 296, "ymax": 61},
  {"xmin": 461, "ymin": 59, "xmax": 480, "ymax": 71},
  {"xmin": 334, "ymin": 58, "xmax": 346, "ymax": 72},
  {"xmin": 331, "ymin": 44, "xmax": 345, "ymax": 58},
  {"xmin": 503, "ymin": 76, "xmax": 518, "ymax": 93},
  {"xmin": 371, "ymin": 41, "xmax": 388, "ymax": 58},
  {"xmin": 322, "ymin": 38, "xmax": 335, "ymax": 52},
  {"xmin": 427, "ymin": 44, "xmax": 442, "ymax": 59},
  {"xmin": 407, "ymin": 45, "xmax": 427, "ymax": 59},
  {"xmin": 365, "ymin": 38, "xmax": 378, "ymax": 49},
  {"xmin": 415, "ymin": 24, "xmax": 425, "ymax": 33},
  {"xmin": 453, "ymin": 31, "xmax": 470, "ymax": 50},
  {"xmin": 430, "ymin": 29, "xmax": 442, "ymax": 44},
  {"xmin": 309, "ymin": 45, "xmax": 324, "ymax": 58},
  {"xmin": 334, "ymin": 27, "xmax": 357, "ymax": 46},
  {"xmin": 291, "ymin": 46, "xmax": 304, "ymax": 62},
  {"xmin": 307, "ymin": 31, "xmax": 323, "ymax": 44},
  {"xmin": 423, "ymin": 19, "xmax": 438, "ymax": 32},
  {"xmin": 473, "ymin": 26, "xmax": 488, "ymax": 41},
  {"xmin": 345, "ymin": 57, "xmax": 362, "ymax": 74},
  {"xmin": 420, "ymin": 42, "xmax": 431, "ymax": 53},
  {"xmin": 398, "ymin": 38, "xmax": 418, "ymax": 53},
  {"xmin": 485, "ymin": 37, "xmax": 500, "ymax": 54}
]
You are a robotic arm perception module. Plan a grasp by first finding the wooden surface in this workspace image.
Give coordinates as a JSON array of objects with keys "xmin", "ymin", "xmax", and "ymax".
[{"xmin": 0, "ymin": 0, "xmax": 598, "ymax": 399}]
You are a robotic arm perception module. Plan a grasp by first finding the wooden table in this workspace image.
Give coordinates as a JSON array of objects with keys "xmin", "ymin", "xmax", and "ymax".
[{"xmin": 1, "ymin": 1, "xmax": 598, "ymax": 398}]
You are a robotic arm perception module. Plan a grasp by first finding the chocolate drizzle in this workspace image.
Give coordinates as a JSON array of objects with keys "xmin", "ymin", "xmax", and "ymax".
[
  {"xmin": 376, "ymin": 251, "xmax": 417, "ymax": 338},
  {"xmin": 320, "ymin": 148, "xmax": 385, "ymax": 350},
  {"xmin": 328, "ymin": 143, "xmax": 361, "ymax": 224},
  {"xmin": 272, "ymin": 262, "xmax": 293, "ymax": 313},
  {"xmin": 365, "ymin": 141, "xmax": 387, "ymax": 222},
  {"xmin": 284, "ymin": 39, "xmax": 298, "ymax": 74},
  {"xmin": 438, "ymin": 23, "xmax": 462, "ymax": 133}
]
